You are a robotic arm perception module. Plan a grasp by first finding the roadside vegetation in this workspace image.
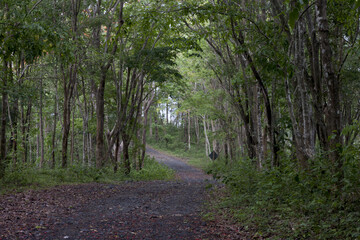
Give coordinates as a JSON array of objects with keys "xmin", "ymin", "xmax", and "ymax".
[
  {"xmin": 0, "ymin": 156, "xmax": 174, "ymax": 194},
  {"xmin": 150, "ymin": 123, "xmax": 360, "ymax": 239},
  {"xmin": 207, "ymin": 153, "xmax": 360, "ymax": 239}
]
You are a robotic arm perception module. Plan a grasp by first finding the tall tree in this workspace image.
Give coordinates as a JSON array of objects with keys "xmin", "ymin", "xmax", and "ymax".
[{"xmin": 61, "ymin": 0, "xmax": 81, "ymax": 168}]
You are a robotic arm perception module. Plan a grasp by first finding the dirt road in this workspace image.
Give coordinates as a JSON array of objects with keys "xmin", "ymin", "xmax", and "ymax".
[{"xmin": 0, "ymin": 148, "xmax": 242, "ymax": 239}]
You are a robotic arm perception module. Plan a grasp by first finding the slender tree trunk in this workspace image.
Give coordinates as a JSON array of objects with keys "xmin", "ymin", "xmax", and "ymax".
[
  {"xmin": 29, "ymin": 134, "xmax": 32, "ymax": 163},
  {"xmin": 122, "ymin": 133, "xmax": 131, "ymax": 175},
  {"xmin": 62, "ymin": 64, "xmax": 76, "ymax": 168},
  {"xmin": 88, "ymin": 133, "xmax": 92, "ymax": 166},
  {"xmin": 203, "ymin": 115, "xmax": 211, "ymax": 156},
  {"xmin": 81, "ymin": 77, "xmax": 88, "ymax": 166},
  {"xmin": 224, "ymin": 141, "xmax": 229, "ymax": 164},
  {"xmin": 36, "ymin": 124, "xmax": 40, "ymax": 161},
  {"xmin": 154, "ymin": 112, "xmax": 159, "ymax": 141},
  {"xmin": 70, "ymin": 103, "xmax": 75, "ymax": 165},
  {"xmin": 62, "ymin": 0, "xmax": 80, "ymax": 168},
  {"xmin": 187, "ymin": 112, "xmax": 191, "ymax": 150},
  {"xmin": 149, "ymin": 109, "xmax": 153, "ymax": 138},
  {"xmin": 113, "ymin": 135, "xmax": 120, "ymax": 173},
  {"xmin": 62, "ymin": 80, "xmax": 71, "ymax": 168},
  {"xmin": 0, "ymin": 61, "xmax": 8, "ymax": 178},
  {"xmin": 23, "ymin": 103, "xmax": 32, "ymax": 163},
  {"xmin": 11, "ymin": 94, "xmax": 18, "ymax": 166},
  {"xmin": 13, "ymin": 54, "xmax": 26, "ymax": 166},
  {"xmin": 194, "ymin": 117, "xmax": 200, "ymax": 144},
  {"xmin": 140, "ymin": 90, "xmax": 155, "ymax": 169},
  {"xmin": 256, "ymin": 86, "xmax": 264, "ymax": 169},
  {"xmin": 166, "ymin": 101, "xmax": 169, "ymax": 124},
  {"xmin": 211, "ymin": 120, "xmax": 217, "ymax": 152},
  {"xmin": 51, "ymin": 71, "xmax": 58, "ymax": 168},
  {"xmin": 20, "ymin": 104, "xmax": 25, "ymax": 162},
  {"xmin": 39, "ymin": 77, "xmax": 45, "ymax": 168},
  {"xmin": 96, "ymin": 70, "xmax": 106, "ymax": 168},
  {"xmin": 62, "ymin": 94, "xmax": 70, "ymax": 168}
]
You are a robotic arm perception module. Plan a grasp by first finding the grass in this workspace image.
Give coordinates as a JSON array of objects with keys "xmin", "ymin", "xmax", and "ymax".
[{"xmin": 0, "ymin": 156, "xmax": 175, "ymax": 195}]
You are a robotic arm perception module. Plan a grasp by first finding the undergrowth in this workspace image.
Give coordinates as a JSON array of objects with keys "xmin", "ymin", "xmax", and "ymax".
[
  {"xmin": 206, "ymin": 149, "xmax": 360, "ymax": 239},
  {"xmin": 0, "ymin": 156, "xmax": 174, "ymax": 194},
  {"xmin": 147, "ymin": 124, "xmax": 360, "ymax": 238}
]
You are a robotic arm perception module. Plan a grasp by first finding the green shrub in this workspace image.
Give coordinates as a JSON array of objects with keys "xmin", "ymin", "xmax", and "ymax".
[
  {"xmin": 130, "ymin": 156, "xmax": 175, "ymax": 181},
  {"xmin": 206, "ymin": 149, "xmax": 360, "ymax": 239}
]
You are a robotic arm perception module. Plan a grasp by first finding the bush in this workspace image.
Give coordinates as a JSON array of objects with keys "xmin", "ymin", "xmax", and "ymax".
[
  {"xmin": 130, "ymin": 156, "xmax": 175, "ymax": 181},
  {"xmin": 206, "ymin": 150, "xmax": 360, "ymax": 239}
]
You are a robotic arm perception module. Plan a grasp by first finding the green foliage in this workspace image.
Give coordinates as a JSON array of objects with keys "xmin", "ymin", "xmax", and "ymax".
[
  {"xmin": 148, "ymin": 123, "xmax": 211, "ymax": 171},
  {"xmin": 149, "ymin": 124, "xmax": 187, "ymax": 151},
  {"xmin": 206, "ymin": 148, "xmax": 360, "ymax": 239},
  {"xmin": 0, "ymin": 156, "xmax": 174, "ymax": 194},
  {"xmin": 130, "ymin": 156, "xmax": 175, "ymax": 181}
]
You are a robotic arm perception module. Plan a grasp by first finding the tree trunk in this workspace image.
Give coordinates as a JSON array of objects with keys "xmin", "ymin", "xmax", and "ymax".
[
  {"xmin": 316, "ymin": 0, "xmax": 342, "ymax": 170},
  {"xmin": 62, "ymin": 87, "xmax": 71, "ymax": 168},
  {"xmin": 203, "ymin": 115, "xmax": 211, "ymax": 156},
  {"xmin": 149, "ymin": 109, "xmax": 153, "ymax": 138},
  {"xmin": 62, "ymin": 63, "xmax": 77, "ymax": 168},
  {"xmin": 211, "ymin": 120, "xmax": 217, "ymax": 152},
  {"xmin": 70, "ymin": 103, "xmax": 75, "ymax": 165},
  {"xmin": 29, "ymin": 133, "xmax": 32, "ymax": 163},
  {"xmin": 36, "ymin": 123, "xmax": 40, "ymax": 161},
  {"xmin": 140, "ymin": 90, "xmax": 156, "ymax": 169},
  {"xmin": 122, "ymin": 133, "xmax": 131, "ymax": 175},
  {"xmin": 255, "ymin": 86, "xmax": 264, "ymax": 169},
  {"xmin": 224, "ymin": 141, "xmax": 229, "ymax": 164},
  {"xmin": 22, "ymin": 103, "xmax": 32, "ymax": 163},
  {"xmin": 51, "ymin": 71, "xmax": 58, "ymax": 168},
  {"xmin": 113, "ymin": 135, "xmax": 120, "ymax": 173},
  {"xmin": 39, "ymin": 77, "xmax": 45, "ymax": 168},
  {"xmin": 154, "ymin": 111, "xmax": 159, "ymax": 141},
  {"xmin": 11, "ymin": 93, "xmax": 18, "ymax": 166},
  {"xmin": 166, "ymin": 101, "xmax": 169, "ymax": 124},
  {"xmin": 62, "ymin": 0, "xmax": 80, "ymax": 168},
  {"xmin": 230, "ymin": 18, "xmax": 278, "ymax": 166},
  {"xmin": 0, "ymin": 61, "xmax": 8, "ymax": 178},
  {"xmin": 188, "ymin": 112, "xmax": 191, "ymax": 150},
  {"xmin": 81, "ymin": 77, "xmax": 89, "ymax": 166},
  {"xmin": 94, "ymin": 1, "xmax": 124, "ymax": 169},
  {"xmin": 96, "ymin": 70, "xmax": 106, "ymax": 168},
  {"xmin": 194, "ymin": 116, "xmax": 200, "ymax": 144}
]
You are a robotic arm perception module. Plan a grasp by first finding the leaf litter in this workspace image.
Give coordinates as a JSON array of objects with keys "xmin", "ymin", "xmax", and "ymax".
[{"xmin": 0, "ymin": 148, "xmax": 248, "ymax": 239}]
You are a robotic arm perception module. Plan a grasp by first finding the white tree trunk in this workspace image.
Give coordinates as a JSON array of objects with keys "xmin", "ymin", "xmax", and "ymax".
[{"xmin": 203, "ymin": 115, "xmax": 211, "ymax": 156}]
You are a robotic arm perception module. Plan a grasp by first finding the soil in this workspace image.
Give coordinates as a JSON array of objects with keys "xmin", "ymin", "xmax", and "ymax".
[{"xmin": 0, "ymin": 148, "xmax": 247, "ymax": 239}]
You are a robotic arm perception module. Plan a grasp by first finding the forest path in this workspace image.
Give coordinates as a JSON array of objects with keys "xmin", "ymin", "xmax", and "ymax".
[
  {"xmin": 0, "ymin": 148, "xmax": 243, "ymax": 240},
  {"xmin": 146, "ymin": 147, "xmax": 212, "ymax": 182}
]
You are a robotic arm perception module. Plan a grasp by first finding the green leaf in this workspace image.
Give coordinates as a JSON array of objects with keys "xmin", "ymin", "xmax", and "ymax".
[
  {"xmin": 289, "ymin": 7, "xmax": 299, "ymax": 29},
  {"xmin": 356, "ymin": 0, "xmax": 360, "ymax": 8}
]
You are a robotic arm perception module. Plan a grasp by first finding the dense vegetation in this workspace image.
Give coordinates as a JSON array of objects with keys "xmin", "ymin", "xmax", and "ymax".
[{"xmin": 1, "ymin": 0, "xmax": 360, "ymax": 238}]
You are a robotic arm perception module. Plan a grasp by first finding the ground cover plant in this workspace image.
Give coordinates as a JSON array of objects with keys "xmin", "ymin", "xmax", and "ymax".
[
  {"xmin": 0, "ymin": 156, "xmax": 174, "ymax": 194},
  {"xmin": 205, "ymin": 146, "xmax": 360, "ymax": 239}
]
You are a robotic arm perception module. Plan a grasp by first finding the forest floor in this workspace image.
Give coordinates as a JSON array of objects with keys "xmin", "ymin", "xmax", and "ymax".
[{"xmin": 0, "ymin": 148, "xmax": 248, "ymax": 240}]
